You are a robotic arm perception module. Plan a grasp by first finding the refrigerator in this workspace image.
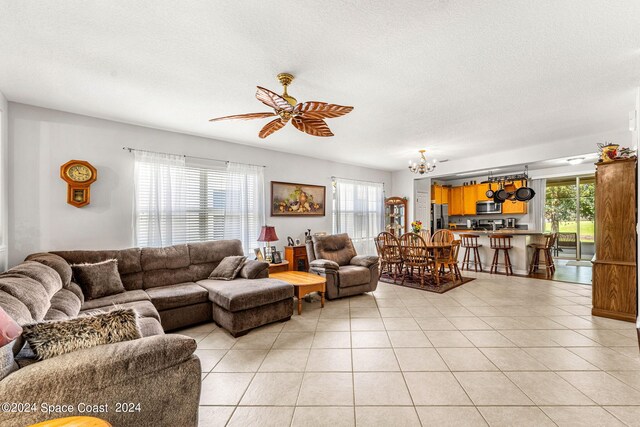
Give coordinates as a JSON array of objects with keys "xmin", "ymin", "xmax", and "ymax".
[{"xmin": 430, "ymin": 203, "xmax": 449, "ymax": 231}]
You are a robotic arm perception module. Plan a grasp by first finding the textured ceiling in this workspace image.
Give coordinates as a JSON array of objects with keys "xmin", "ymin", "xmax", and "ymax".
[{"xmin": 0, "ymin": 1, "xmax": 639, "ymax": 170}]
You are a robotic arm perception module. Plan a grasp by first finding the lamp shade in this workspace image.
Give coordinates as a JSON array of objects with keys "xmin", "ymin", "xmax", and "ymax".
[{"xmin": 258, "ymin": 226, "xmax": 279, "ymax": 242}]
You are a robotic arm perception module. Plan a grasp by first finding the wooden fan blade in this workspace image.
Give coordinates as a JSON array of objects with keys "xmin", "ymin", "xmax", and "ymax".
[
  {"xmin": 294, "ymin": 102, "xmax": 354, "ymax": 119},
  {"xmin": 209, "ymin": 112, "xmax": 276, "ymax": 122},
  {"xmin": 292, "ymin": 117, "xmax": 334, "ymax": 137},
  {"xmin": 259, "ymin": 118, "xmax": 287, "ymax": 139},
  {"xmin": 256, "ymin": 86, "xmax": 293, "ymax": 112}
]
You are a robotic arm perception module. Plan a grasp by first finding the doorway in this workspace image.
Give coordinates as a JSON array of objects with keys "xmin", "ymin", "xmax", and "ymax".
[{"xmin": 543, "ymin": 175, "xmax": 595, "ymax": 284}]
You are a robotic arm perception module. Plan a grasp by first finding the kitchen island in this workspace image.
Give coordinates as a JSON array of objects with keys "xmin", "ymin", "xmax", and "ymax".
[{"xmin": 451, "ymin": 229, "xmax": 545, "ymax": 275}]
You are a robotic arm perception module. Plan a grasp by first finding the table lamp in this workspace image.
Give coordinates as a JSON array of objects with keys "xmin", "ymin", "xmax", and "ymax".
[{"xmin": 258, "ymin": 225, "xmax": 279, "ymax": 262}]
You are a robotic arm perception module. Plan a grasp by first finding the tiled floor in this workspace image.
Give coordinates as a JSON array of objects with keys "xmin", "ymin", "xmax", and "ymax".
[{"xmin": 174, "ymin": 272, "xmax": 640, "ymax": 426}]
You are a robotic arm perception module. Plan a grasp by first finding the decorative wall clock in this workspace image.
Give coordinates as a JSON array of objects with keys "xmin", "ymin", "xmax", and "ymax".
[{"xmin": 60, "ymin": 160, "xmax": 97, "ymax": 207}]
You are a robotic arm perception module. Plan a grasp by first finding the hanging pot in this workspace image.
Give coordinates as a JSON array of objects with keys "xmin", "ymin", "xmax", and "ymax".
[
  {"xmin": 494, "ymin": 182, "xmax": 509, "ymax": 203},
  {"xmin": 514, "ymin": 178, "xmax": 536, "ymax": 202},
  {"xmin": 515, "ymin": 187, "xmax": 536, "ymax": 201},
  {"xmin": 485, "ymin": 182, "xmax": 495, "ymax": 198}
]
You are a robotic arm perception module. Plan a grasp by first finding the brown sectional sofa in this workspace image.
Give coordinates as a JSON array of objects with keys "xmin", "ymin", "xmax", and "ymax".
[{"xmin": 0, "ymin": 239, "xmax": 294, "ymax": 426}]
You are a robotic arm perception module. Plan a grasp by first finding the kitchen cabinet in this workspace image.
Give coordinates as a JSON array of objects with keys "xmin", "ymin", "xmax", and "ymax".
[
  {"xmin": 501, "ymin": 180, "xmax": 528, "ymax": 214},
  {"xmin": 431, "ymin": 184, "xmax": 450, "ymax": 205},
  {"xmin": 462, "ymin": 186, "xmax": 476, "ymax": 215},
  {"xmin": 449, "ymin": 187, "xmax": 463, "ymax": 216},
  {"xmin": 476, "ymin": 183, "xmax": 492, "ymax": 202}
]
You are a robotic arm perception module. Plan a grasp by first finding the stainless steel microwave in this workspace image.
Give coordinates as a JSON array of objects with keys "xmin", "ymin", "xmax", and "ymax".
[{"xmin": 476, "ymin": 201, "xmax": 502, "ymax": 215}]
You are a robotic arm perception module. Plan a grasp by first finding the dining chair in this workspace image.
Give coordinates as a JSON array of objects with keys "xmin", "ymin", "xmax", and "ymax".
[
  {"xmin": 398, "ymin": 232, "xmax": 430, "ymax": 287},
  {"xmin": 375, "ymin": 231, "xmax": 403, "ymax": 283},
  {"xmin": 432, "ymin": 239, "xmax": 461, "ymax": 285},
  {"xmin": 431, "ymin": 229, "xmax": 455, "ymax": 244},
  {"xmin": 419, "ymin": 229, "xmax": 431, "ymax": 243}
]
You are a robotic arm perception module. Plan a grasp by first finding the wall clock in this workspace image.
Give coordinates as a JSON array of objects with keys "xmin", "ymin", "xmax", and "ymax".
[{"xmin": 60, "ymin": 160, "xmax": 97, "ymax": 207}]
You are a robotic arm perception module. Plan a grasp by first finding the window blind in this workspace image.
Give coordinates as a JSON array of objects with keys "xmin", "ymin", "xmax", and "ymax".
[
  {"xmin": 135, "ymin": 161, "xmax": 260, "ymax": 251},
  {"xmin": 332, "ymin": 178, "xmax": 384, "ymax": 255}
]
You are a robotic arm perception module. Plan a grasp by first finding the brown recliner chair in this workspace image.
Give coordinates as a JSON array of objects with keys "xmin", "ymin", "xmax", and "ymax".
[{"xmin": 306, "ymin": 233, "xmax": 379, "ymax": 300}]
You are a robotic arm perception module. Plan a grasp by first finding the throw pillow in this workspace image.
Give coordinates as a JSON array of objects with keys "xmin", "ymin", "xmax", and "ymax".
[
  {"xmin": 0, "ymin": 306, "xmax": 22, "ymax": 347},
  {"xmin": 22, "ymin": 308, "xmax": 141, "ymax": 360},
  {"xmin": 71, "ymin": 259, "xmax": 125, "ymax": 300},
  {"xmin": 209, "ymin": 256, "xmax": 247, "ymax": 280}
]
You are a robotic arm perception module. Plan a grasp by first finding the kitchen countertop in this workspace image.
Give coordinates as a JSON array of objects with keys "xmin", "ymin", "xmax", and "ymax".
[{"xmin": 450, "ymin": 229, "xmax": 544, "ymax": 235}]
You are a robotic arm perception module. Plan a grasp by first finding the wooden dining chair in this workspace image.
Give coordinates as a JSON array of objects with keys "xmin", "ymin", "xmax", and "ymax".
[
  {"xmin": 375, "ymin": 231, "xmax": 403, "ymax": 283},
  {"xmin": 398, "ymin": 233, "xmax": 430, "ymax": 287},
  {"xmin": 432, "ymin": 239, "xmax": 461, "ymax": 285},
  {"xmin": 419, "ymin": 229, "xmax": 431, "ymax": 243},
  {"xmin": 431, "ymin": 229, "xmax": 454, "ymax": 244}
]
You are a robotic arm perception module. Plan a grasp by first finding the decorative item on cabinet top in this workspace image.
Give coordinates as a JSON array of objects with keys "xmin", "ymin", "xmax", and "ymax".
[
  {"xmin": 271, "ymin": 181, "xmax": 326, "ymax": 216},
  {"xmin": 60, "ymin": 160, "xmax": 97, "ymax": 208}
]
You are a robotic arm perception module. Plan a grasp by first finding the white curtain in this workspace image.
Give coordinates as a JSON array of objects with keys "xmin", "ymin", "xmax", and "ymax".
[
  {"xmin": 529, "ymin": 178, "xmax": 546, "ymax": 232},
  {"xmin": 224, "ymin": 162, "xmax": 265, "ymax": 254},
  {"xmin": 333, "ymin": 178, "xmax": 384, "ymax": 255},
  {"xmin": 133, "ymin": 150, "xmax": 186, "ymax": 247}
]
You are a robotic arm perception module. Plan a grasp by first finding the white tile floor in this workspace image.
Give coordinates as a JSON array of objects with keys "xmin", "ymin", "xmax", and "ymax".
[{"xmin": 175, "ymin": 271, "xmax": 640, "ymax": 426}]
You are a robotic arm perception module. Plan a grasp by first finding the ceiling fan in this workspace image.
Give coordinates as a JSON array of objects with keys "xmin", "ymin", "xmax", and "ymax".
[{"xmin": 209, "ymin": 73, "xmax": 353, "ymax": 139}]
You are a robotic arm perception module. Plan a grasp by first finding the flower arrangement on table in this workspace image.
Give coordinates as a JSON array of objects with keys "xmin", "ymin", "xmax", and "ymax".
[{"xmin": 411, "ymin": 220, "xmax": 423, "ymax": 233}]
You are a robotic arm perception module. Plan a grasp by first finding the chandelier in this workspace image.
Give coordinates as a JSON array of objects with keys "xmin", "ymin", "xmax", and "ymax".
[{"xmin": 408, "ymin": 150, "xmax": 436, "ymax": 174}]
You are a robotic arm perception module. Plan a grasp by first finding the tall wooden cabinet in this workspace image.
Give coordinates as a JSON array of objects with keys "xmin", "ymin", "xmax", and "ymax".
[{"xmin": 592, "ymin": 159, "xmax": 637, "ymax": 322}]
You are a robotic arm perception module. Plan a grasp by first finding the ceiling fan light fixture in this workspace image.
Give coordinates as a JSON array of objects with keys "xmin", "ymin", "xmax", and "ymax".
[{"xmin": 209, "ymin": 73, "xmax": 353, "ymax": 139}]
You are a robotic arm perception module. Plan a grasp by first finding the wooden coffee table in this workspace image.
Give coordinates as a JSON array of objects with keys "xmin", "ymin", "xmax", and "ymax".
[{"xmin": 270, "ymin": 271, "xmax": 326, "ymax": 315}]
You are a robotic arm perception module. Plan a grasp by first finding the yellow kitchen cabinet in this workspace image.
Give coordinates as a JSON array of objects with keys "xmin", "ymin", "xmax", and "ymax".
[
  {"xmin": 449, "ymin": 186, "xmax": 463, "ymax": 215},
  {"xmin": 462, "ymin": 186, "xmax": 477, "ymax": 215},
  {"xmin": 476, "ymin": 183, "xmax": 493, "ymax": 202},
  {"xmin": 501, "ymin": 180, "xmax": 528, "ymax": 214},
  {"xmin": 441, "ymin": 186, "xmax": 449, "ymax": 204},
  {"xmin": 431, "ymin": 184, "xmax": 442, "ymax": 204}
]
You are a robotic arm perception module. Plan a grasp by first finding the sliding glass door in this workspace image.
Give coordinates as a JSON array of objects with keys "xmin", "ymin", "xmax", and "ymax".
[{"xmin": 544, "ymin": 175, "xmax": 595, "ymax": 260}]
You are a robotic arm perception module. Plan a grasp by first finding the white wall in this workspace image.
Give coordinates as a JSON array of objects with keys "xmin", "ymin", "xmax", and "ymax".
[
  {"xmin": 7, "ymin": 103, "xmax": 391, "ymax": 267},
  {"xmin": 0, "ymin": 92, "xmax": 8, "ymax": 271}
]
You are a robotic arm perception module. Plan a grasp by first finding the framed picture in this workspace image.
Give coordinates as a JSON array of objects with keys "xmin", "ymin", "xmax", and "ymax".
[
  {"xmin": 254, "ymin": 248, "xmax": 264, "ymax": 261},
  {"xmin": 270, "ymin": 245, "xmax": 277, "ymax": 255},
  {"xmin": 272, "ymin": 251, "xmax": 283, "ymax": 264},
  {"xmin": 271, "ymin": 181, "xmax": 326, "ymax": 216}
]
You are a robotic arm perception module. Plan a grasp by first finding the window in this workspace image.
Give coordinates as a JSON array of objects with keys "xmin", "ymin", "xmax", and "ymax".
[
  {"xmin": 134, "ymin": 151, "xmax": 264, "ymax": 253},
  {"xmin": 332, "ymin": 177, "xmax": 384, "ymax": 255}
]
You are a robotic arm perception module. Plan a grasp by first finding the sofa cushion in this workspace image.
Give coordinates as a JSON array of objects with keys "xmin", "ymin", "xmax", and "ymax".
[
  {"xmin": 82, "ymin": 300, "xmax": 160, "ymax": 322},
  {"xmin": 81, "ymin": 289, "xmax": 150, "ymax": 311},
  {"xmin": 53, "ymin": 248, "xmax": 142, "ymax": 275},
  {"xmin": 337, "ymin": 265, "xmax": 371, "ymax": 288},
  {"xmin": 46, "ymin": 288, "xmax": 81, "ymax": 319},
  {"xmin": 208, "ymin": 256, "xmax": 246, "ymax": 281},
  {"xmin": 0, "ymin": 276, "xmax": 51, "ymax": 321},
  {"xmin": 313, "ymin": 234, "xmax": 357, "ymax": 266},
  {"xmin": 25, "ymin": 253, "xmax": 73, "ymax": 287},
  {"xmin": 239, "ymin": 260, "xmax": 269, "ymax": 279},
  {"xmin": 0, "ymin": 344, "xmax": 18, "ymax": 381},
  {"xmin": 137, "ymin": 317, "xmax": 164, "ymax": 337},
  {"xmin": 4, "ymin": 261, "xmax": 62, "ymax": 298},
  {"xmin": 145, "ymin": 282, "xmax": 209, "ymax": 311},
  {"xmin": 141, "ymin": 245, "xmax": 190, "ymax": 270},
  {"xmin": 23, "ymin": 308, "xmax": 141, "ymax": 360},
  {"xmin": 71, "ymin": 260, "xmax": 125, "ymax": 300},
  {"xmin": 197, "ymin": 278, "xmax": 294, "ymax": 312},
  {"xmin": 189, "ymin": 240, "xmax": 243, "ymax": 264}
]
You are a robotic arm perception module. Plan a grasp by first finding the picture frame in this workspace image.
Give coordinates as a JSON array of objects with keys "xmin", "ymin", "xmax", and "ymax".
[
  {"xmin": 272, "ymin": 251, "xmax": 283, "ymax": 264},
  {"xmin": 271, "ymin": 181, "xmax": 326, "ymax": 216},
  {"xmin": 254, "ymin": 248, "xmax": 264, "ymax": 261}
]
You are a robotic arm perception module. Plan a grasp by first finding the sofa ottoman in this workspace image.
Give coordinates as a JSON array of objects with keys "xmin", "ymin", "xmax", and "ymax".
[{"xmin": 197, "ymin": 278, "xmax": 294, "ymax": 337}]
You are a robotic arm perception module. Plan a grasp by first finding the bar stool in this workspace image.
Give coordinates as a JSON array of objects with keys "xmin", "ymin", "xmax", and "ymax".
[
  {"xmin": 460, "ymin": 234, "xmax": 483, "ymax": 272},
  {"xmin": 528, "ymin": 233, "xmax": 556, "ymax": 278},
  {"xmin": 489, "ymin": 234, "xmax": 513, "ymax": 276}
]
